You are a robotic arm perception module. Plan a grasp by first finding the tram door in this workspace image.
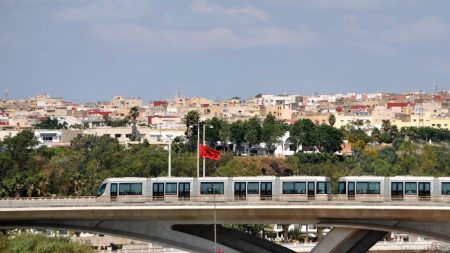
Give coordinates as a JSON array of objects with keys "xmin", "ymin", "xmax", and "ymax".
[
  {"xmin": 418, "ymin": 182, "xmax": 431, "ymax": 200},
  {"xmin": 308, "ymin": 182, "xmax": 315, "ymax": 200},
  {"xmin": 110, "ymin": 183, "xmax": 118, "ymax": 202},
  {"xmin": 234, "ymin": 182, "xmax": 246, "ymax": 200},
  {"xmin": 391, "ymin": 182, "xmax": 403, "ymax": 200},
  {"xmin": 153, "ymin": 183, "xmax": 164, "ymax": 201},
  {"xmin": 348, "ymin": 182, "xmax": 355, "ymax": 200},
  {"xmin": 178, "ymin": 183, "xmax": 190, "ymax": 201},
  {"xmin": 260, "ymin": 182, "xmax": 272, "ymax": 200}
]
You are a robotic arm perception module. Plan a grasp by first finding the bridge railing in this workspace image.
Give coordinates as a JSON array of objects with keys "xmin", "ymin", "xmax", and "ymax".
[{"xmin": 0, "ymin": 195, "xmax": 449, "ymax": 208}]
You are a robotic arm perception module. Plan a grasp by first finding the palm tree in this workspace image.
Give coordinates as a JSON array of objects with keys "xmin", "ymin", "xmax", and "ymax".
[{"xmin": 129, "ymin": 106, "xmax": 140, "ymax": 141}]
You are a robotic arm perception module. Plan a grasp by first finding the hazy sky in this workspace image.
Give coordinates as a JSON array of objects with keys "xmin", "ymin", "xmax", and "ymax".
[{"xmin": 1, "ymin": 0, "xmax": 450, "ymax": 102}]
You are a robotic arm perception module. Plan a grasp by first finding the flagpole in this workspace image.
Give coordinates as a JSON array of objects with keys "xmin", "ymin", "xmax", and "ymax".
[
  {"xmin": 203, "ymin": 124, "xmax": 206, "ymax": 177},
  {"xmin": 202, "ymin": 124, "xmax": 214, "ymax": 177},
  {"xmin": 197, "ymin": 121, "xmax": 200, "ymax": 178}
]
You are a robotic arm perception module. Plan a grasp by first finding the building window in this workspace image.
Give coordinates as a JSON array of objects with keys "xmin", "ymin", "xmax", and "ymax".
[{"xmin": 42, "ymin": 136, "xmax": 53, "ymax": 141}]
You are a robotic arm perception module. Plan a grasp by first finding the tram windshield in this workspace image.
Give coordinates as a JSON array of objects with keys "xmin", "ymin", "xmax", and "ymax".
[{"xmin": 96, "ymin": 183, "xmax": 107, "ymax": 197}]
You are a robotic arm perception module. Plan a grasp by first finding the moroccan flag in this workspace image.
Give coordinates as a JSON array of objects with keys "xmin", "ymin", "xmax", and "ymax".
[{"xmin": 199, "ymin": 144, "xmax": 221, "ymax": 160}]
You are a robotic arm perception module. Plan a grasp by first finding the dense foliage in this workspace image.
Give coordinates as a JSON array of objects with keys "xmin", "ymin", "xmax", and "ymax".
[
  {"xmin": 0, "ymin": 233, "xmax": 92, "ymax": 253},
  {"xmin": 0, "ymin": 115, "xmax": 449, "ymax": 197}
]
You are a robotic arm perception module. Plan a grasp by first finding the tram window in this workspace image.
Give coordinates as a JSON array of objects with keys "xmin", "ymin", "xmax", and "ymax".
[
  {"xmin": 356, "ymin": 182, "xmax": 380, "ymax": 194},
  {"xmin": 247, "ymin": 182, "xmax": 259, "ymax": 194},
  {"xmin": 418, "ymin": 182, "xmax": 430, "ymax": 196},
  {"xmin": 130, "ymin": 183, "xmax": 142, "ymax": 195},
  {"xmin": 327, "ymin": 182, "xmax": 332, "ymax": 194},
  {"xmin": 356, "ymin": 182, "xmax": 368, "ymax": 194},
  {"xmin": 119, "ymin": 183, "xmax": 142, "ymax": 195},
  {"xmin": 368, "ymin": 182, "xmax": 380, "ymax": 194},
  {"xmin": 200, "ymin": 182, "xmax": 224, "ymax": 195},
  {"xmin": 338, "ymin": 182, "xmax": 346, "ymax": 194},
  {"xmin": 317, "ymin": 182, "xmax": 327, "ymax": 194},
  {"xmin": 96, "ymin": 184, "xmax": 106, "ymax": 197},
  {"xmin": 283, "ymin": 182, "xmax": 294, "ymax": 194},
  {"xmin": 166, "ymin": 183, "xmax": 177, "ymax": 195},
  {"xmin": 405, "ymin": 182, "xmax": 417, "ymax": 195},
  {"xmin": 442, "ymin": 182, "xmax": 450, "ymax": 195},
  {"xmin": 296, "ymin": 182, "xmax": 306, "ymax": 194},
  {"xmin": 283, "ymin": 182, "xmax": 306, "ymax": 194}
]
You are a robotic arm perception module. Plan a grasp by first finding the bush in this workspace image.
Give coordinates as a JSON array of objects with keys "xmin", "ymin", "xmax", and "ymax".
[{"xmin": 0, "ymin": 233, "xmax": 92, "ymax": 253}]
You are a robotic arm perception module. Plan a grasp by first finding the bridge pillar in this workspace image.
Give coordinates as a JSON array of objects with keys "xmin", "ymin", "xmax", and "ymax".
[{"xmin": 311, "ymin": 227, "xmax": 387, "ymax": 253}]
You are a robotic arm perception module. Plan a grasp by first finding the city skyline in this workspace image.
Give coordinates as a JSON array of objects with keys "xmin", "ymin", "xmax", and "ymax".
[{"xmin": 1, "ymin": 0, "xmax": 450, "ymax": 102}]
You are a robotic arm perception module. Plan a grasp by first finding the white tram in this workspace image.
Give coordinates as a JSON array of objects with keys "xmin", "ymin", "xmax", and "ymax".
[
  {"xmin": 96, "ymin": 176, "xmax": 333, "ymax": 202},
  {"xmin": 338, "ymin": 176, "xmax": 450, "ymax": 202},
  {"xmin": 96, "ymin": 176, "xmax": 450, "ymax": 203}
]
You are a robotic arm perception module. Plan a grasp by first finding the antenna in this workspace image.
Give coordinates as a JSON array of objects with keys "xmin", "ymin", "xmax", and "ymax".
[
  {"xmin": 4, "ymin": 83, "xmax": 10, "ymax": 101},
  {"xmin": 435, "ymin": 80, "xmax": 438, "ymax": 94}
]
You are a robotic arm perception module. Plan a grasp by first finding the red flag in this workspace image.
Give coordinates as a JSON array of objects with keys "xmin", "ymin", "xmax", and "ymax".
[{"xmin": 199, "ymin": 144, "xmax": 221, "ymax": 160}]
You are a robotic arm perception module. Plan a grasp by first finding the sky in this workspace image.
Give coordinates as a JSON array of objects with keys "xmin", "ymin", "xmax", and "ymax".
[{"xmin": 1, "ymin": 0, "xmax": 450, "ymax": 102}]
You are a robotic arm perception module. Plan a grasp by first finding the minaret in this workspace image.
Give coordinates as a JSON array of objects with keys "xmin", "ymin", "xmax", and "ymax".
[
  {"xmin": 4, "ymin": 88, "xmax": 9, "ymax": 101},
  {"xmin": 176, "ymin": 86, "xmax": 181, "ymax": 99}
]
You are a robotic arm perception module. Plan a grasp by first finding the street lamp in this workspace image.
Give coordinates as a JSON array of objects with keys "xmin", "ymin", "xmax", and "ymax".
[
  {"xmin": 168, "ymin": 137, "xmax": 172, "ymax": 177},
  {"xmin": 189, "ymin": 122, "xmax": 201, "ymax": 178},
  {"xmin": 207, "ymin": 184, "xmax": 217, "ymax": 253},
  {"xmin": 203, "ymin": 124, "xmax": 214, "ymax": 177}
]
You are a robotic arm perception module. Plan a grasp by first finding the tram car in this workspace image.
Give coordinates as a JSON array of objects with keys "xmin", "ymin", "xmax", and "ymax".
[
  {"xmin": 337, "ymin": 176, "xmax": 387, "ymax": 201},
  {"xmin": 338, "ymin": 176, "xmax": 450, "ymax": 202},
  {"xmin": 97, "ymin": 176, "xmax": 450, "ymax": 203},
  {"xmin": 438, "ymin": 177, "xmax": 450, "ymax": 202},
  {"xmin": 388, "ymin": 176, "xmax": 435, "ymax": 201},
  {"xmin": 96, "ymin": 176, "xmax": 333, "ymax": 202}
]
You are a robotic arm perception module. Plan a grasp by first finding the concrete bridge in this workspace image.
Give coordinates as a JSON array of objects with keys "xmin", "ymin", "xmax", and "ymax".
[{"xmin": 0, "ymin": 198, "xmax": 449, "ymax": 253}]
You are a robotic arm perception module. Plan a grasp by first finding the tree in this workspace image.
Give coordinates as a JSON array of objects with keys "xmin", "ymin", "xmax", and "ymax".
[
  {"xmin": 129, "ymin": 106, "xmax": 140, "ymax": 141},
  {"xmin": 34, "ymin": 117, "xmax": 68, "ymax": 129},
  {"xmin": 396, "ymin": 141, "xmax": 417, "ymax": 174},
  {"xmin": 316, "ymin": 124, "xmax": 344, "ymax": 153},
  {"xmin": 261, "ymin": 114, "xmax": 286, "ymax": 155},
  {"xmin": 244, "ymin": 117, "xmax": 262, "ymax": 153},
  {"xmin": 371, "ymin": 127, "xmax": 381, "ymax": 143},
  {"xmin": 342, "ymin": 123, "xmax": 371, "ymax": 159},
  {"xmin": 184, "ymin": 111, "xmax": 200, "ymax": 150},
  {"xmin": 379, "ymin": 120, "xmax": 399, "ymax": 144},
  {"xmin": 230, "ymin": 120, "xmax": 246, "ymax": 154},
  {"xmin": 0, "ymin": 130, "xmax": 50, "ymax": 197},
  {"xmin": 289, "ymin": 119, "xmax": 317, "ymax": 152},
  {"xmin": 328, "ymin": 114, "xmax": 336, "ymax": 127},
  {"xmin": 171, "ymin": 136, "xmax": 186, "ymax": 155},
  {"xmin": 281, "ymin": 224, "xmax": 290, "ymax": 242}
]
